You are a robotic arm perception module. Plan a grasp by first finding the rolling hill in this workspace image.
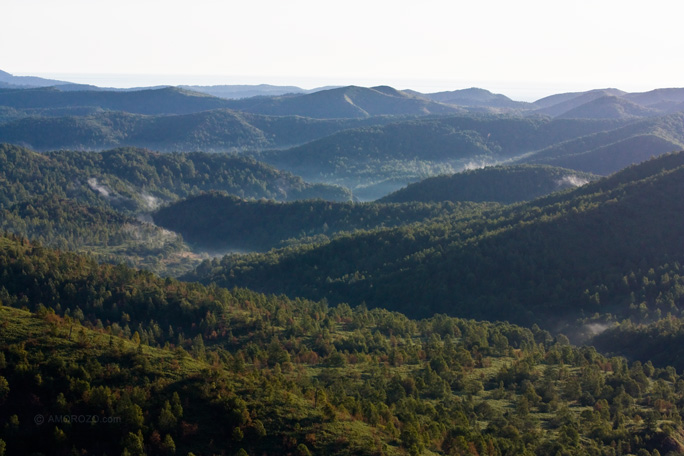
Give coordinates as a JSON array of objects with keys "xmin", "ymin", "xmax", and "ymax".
[
  {"xmin": 520, "ymin": 112, "xmax": 684, "ymax": 174},
  {"xmin": 423, "ymin": 87, "xmax": 529, "ymax": 109},
  {"xmin": 223, "ymin": 85, "xmax": 463, "ymax": 119},
  {"xmin": 2, "ymin": 232, "xmax": 683, "ymax": 455},
  {"xmin": 187, "ymin": 151, "xmax": 684, "ymax": 333},
  {"xmin": 0, "ymin": 69, "xmax": 71, "ymax": 88},
  {"xmin": 0, "ymin": 143, "xmax": 350, "ymax": 274},
  {"xmin": 153, "ymin": 192, "xmax": 492, "ymax": 252},
  {"xmin": 0, "ymin": 107, "xmax": 402, "ymax": 152},
  {"xmin": 557, "ymin": 95, "xmax": 661, "ymax": 119},
  {"xmin": 531, "ymin": 88, "xmax": 627, "ymax": 115},
  {"xmin": 0, "ymin": 86, "xmax": 235, "ymax": 115},
  {"xmin": 379, "ymin": 165, "xmax": 598, "ymax": 204},
  {"xmin": 531, "ymin": 87, "xmax": 684, "ymax": 119},
  {"xmin": 257, "ymin": 115, "xmax": 629, "ymax": 199}
]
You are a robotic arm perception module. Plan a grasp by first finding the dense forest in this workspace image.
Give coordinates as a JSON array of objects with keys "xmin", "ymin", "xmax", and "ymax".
[
  {"xmin": 0, "ymin": 108, "xmax": 399, "ymax": 152},
  {"xmin": 2, "ymin": 232, "xmax": 684, "ymax": 455},
  {"xmin": 379, "ymin": 165, "xmax": 598, "ymax": 204},
  {"xmin": 187, "ymin": 152, "xmax": 684, "ymax": 337},
  {"xmin": 255, "ymin": 116, "xmax": 629, "ymax": 198},
  {"xmin": 4, "ymin": 77, "xmax": 684, "ymax": 455},
  {"xmin": 0, "ymin": 143, "xmax": 350, "ymax": 274},
  {"xmin": 153, "ymin": 192, "xmax": 495, "ymax": 252}
]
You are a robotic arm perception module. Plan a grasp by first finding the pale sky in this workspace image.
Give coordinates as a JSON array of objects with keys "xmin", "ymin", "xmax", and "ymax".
[{"xmin": 3, "ymin": 0, "xmax": 684, "ymax": 100}]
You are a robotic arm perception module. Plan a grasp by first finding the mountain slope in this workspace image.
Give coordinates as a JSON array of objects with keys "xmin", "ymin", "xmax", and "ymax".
[
  {"xmin": 558, "ymin": 95, "xmax": 661, "ymax": 119},
  {"xmin": 0, "ymin": 69, "xmax": 71, "ymax": 88},
  {"xmin": 153, "ymin": 192, "xmax": 491, "ymax": 252},
  {"xmin": 224, "ymin": 85, "xmax": 463, "ymax": 119},
  {"xmin": 188, "ymin": 151, "xmax": 684, "ymax": 332},
  {"xmin": 424, "ymin": 87, "xmax": 529, "ymax": 109},
  {"xmin": 258, "ymin": 115, "xmax": 629, "ymax": 198},
  {"xmin": 624, "ymin": 87, "xmax": 684, "ymax": 107},
  {"xmin": 531, "ymin": 88, "xmax": 626, "ymax": 115},
  {"xmin": 0, "ymin": 143, "xmax": 350, "ymax": 274},
  {"xmin": 379, "ymin": 165, "xmax": 598, "ymax": 204},
  {"xmin": 0, "ymin": 86, "xmax": 235, "ymax": 115},
  {"xmin": 0, "ymin": 108, "xmax": 399, "ymax": 152},
  {"xmin": 521, "ymin": 112, "xmax": 684, "ymax": 174},
  {"xmin": 4, "ymin": 232, "xmax": 684, "ymax": 454}
]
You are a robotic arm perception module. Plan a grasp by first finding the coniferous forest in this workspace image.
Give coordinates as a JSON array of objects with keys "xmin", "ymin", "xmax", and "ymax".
[{"xmin": 2, "ymin": 75, "xmax": 684, "ymax": 455}]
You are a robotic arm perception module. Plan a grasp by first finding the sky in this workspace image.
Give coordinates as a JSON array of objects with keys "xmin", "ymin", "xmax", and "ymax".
[{"xmin": 3, "ymin": 0, "xmax": 684, "ymax": 101}]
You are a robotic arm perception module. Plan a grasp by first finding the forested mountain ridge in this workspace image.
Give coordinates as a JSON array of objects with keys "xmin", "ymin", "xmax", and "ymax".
[
  {"xmin": 423, "ymin": 88, "xmax": 529, "ymax": 110},
  {"xmin": 256, "ymin": 115, "xmax": 628, "ymax": 199},
  {"xmin": 557, "ymin": 95, "xmax": 661, "ymax": 120},
  {"xmin": 0, "ymin": 108, "xmax": 401, "ymax": 152},
  {"xmin": 222, "ymin": 85, "xmax": 464, "ymax": 119},
  {"xmin": 379, "ymin": 165, "xmax": 598, "ymax": 204},
  {"xmin": 0, "ymin": 144, "xmax": 351, "ymax": 210},
  {"xmin": 3, "ymin": 83, "xmax": 684, "ymax": 200},
  {"xmin": 0, "ymin": 86, "xmax": 234, "ymax": 115},
  {"xmin": 187, "ymin": 151, "xmax": 684, "ymax": 333},
  {"xmin": 2, "ymin": 231, "xmax": 684, "ymax": 455},
  {"xmin": 153, "ymin": 192, "xmax": 496, "ymax": 252},
  {"xmin": 0, "ymin": 143, "xmax": 350, "ymax": 274},
  {"xmin": 519, "ymin": 112, "xmax": 684, "ymax": 174}
]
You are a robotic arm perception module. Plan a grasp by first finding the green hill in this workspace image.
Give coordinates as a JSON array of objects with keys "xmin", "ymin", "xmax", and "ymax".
[
  {"xmin": 0, "ymin": 109, "xmax": 399, "ymax": 152},
  {"xmin": 520, "ymin": 113, "xmax": 684, "ymax": 174},
  {"xmin": 258, "ymin": 115, "xmax": 626, "ymax": 199},
  {"xmin": 153, "ymin": 192, "xmax": 493, "ymax": 252},
  {"xmin": 0, "ymin": 144, "xmax": 350, "ymax": 274},
  {"xmin": 188, "ymin": 151, "xmax": 684, "ymax": 333},
  {"xmin": 591, "ymin": 318, "xmax": 684, "ymax": 371},
  {"xmin": 379, "ymin": 165, "xmax": 599, "ymax": 204},
  {"xmin": 2, "ymin": 232, "xmax": 684, "ymax": 455}
]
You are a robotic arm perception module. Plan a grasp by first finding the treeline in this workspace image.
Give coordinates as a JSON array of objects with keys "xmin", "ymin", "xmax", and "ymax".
[{"xmin": 1, "ymin": 232, "xmax": 684, "ymax": 455}]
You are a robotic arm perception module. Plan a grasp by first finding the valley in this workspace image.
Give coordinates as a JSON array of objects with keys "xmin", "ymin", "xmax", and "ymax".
[{"xmin": 2, "ymin": 70, "xmax": 684, "ymax": 455}]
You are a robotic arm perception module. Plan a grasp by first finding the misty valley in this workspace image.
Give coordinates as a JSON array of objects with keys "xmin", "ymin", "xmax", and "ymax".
[{"xmin": 3, "ymin": 70, "xmax": 684, "ymax": 455}]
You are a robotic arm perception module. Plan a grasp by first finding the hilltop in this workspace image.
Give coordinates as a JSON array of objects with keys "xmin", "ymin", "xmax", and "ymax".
[
  {"xmin": 519, "ymin": 112, "xmax": 684, "ymax": 174},
  {"xmin": 424, "ymin": 87, "xmax": 529, "ymax": 110},
  {"xmin": 153, "ymin": 192, "xmax": 491, "ymax": 252},
  {"xmin": 557, "ymin": 95, "xmax": 661, "ymax": 120},
  {"xmin": 379, "ymin": 165, "xmax": 598, "ymax": 204},
  {"xmin": 223, "ymin": 85, "xmax": 463, "ymax": 119}
]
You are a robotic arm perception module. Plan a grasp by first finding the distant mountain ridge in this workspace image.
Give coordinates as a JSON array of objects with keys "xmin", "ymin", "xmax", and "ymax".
[
  {"xmin": 222, "ymin": 85, "xmax": 464, "ymax": 119},
  {"xmin": 519, "ymin": 112, "xmax": 684, "ymax": 173},
  {"xmin": 0, "ymin": 108, "xmax": 399, "ymax": 152},
  {"xmin": 0, "ymin": 69, "xmax": 71, "ymax": 88},
  {"xmin": 2, "ymin": 68, "xmax": 684, "ymax": 120},
  {"xmin": 0, "ymin": 86, "xmax": 234, "ymax": 115},
  {"xmin": 180, "ymin": 83, "xmax": 337, "ymax": 99},
  {"xmin": 423, "ymin": 87, "xmax": 529, "ymax": 109}
]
